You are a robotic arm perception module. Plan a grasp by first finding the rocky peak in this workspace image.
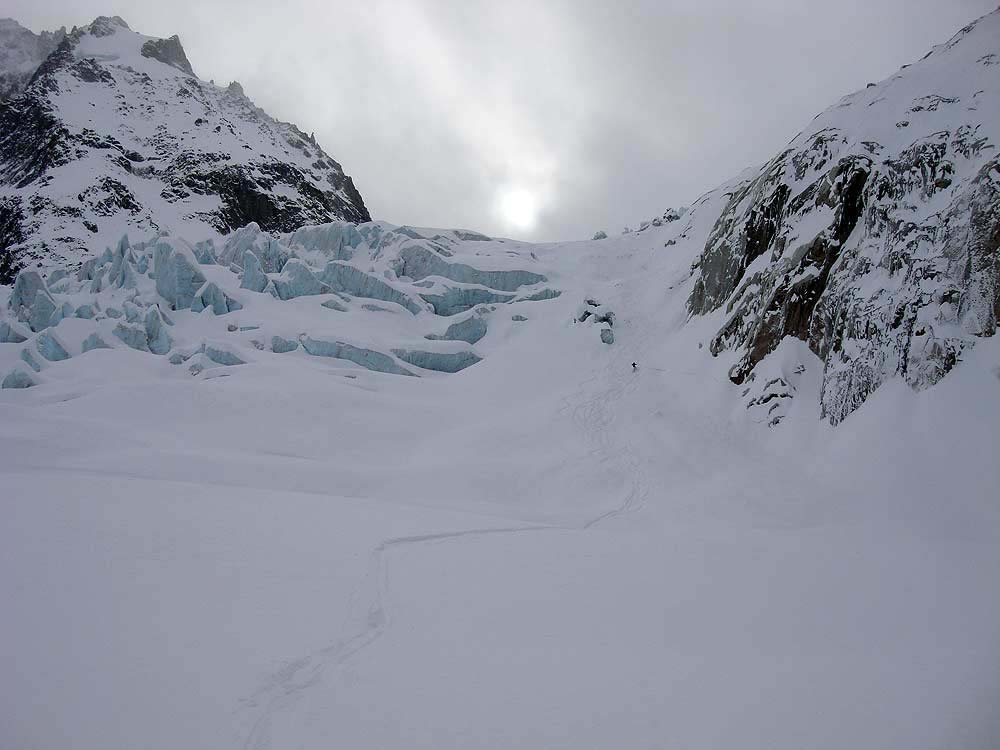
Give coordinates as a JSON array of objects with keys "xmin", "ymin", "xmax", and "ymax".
[
  {"xmin": 0, "ymin": 14, "xmax": 370, "ymax": 278},
  {"xmin": 140, "ymin": 35, "xmax": 195, "ymax": 77},
  {"xmin": 81, "ymin": 16, "xmax": 130, "ymax": 38}
]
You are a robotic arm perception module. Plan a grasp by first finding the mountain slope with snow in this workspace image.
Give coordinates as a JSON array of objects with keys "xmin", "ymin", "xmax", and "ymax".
[
  {"xmin": 0, "ymin": 18, "xmax": 65, "ymax": 102},
  {"xmin": 680, "ymin": 9, "xmax": 1000, "ymax": 423},
  {"xmin": 0, "ymin": 16, "xmax": 369, "ymax": 279}
]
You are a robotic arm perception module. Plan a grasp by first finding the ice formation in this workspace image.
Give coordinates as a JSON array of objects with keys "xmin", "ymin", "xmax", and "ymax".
[
  {"xmin": 392, "ymin": 348, "xmax": 482, "ymax": 373},
  {"xmin": 301, "ymin": 337, "xmax": 414, "ymax": 376},
  {"xmin": 0, "ymin": 211, "xmax": 565, "ymax": 394},
  {"xmin": 154, "ymin": 240, "xmax": 207, "ymax": 310},
  {"xmin": 425, "ymin": 315, "xmax": 488, "ymax": 345}
]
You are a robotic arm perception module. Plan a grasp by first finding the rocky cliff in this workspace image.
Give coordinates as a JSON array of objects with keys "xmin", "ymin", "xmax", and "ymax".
[{"xmin": 684, "ymin": 10, "xmax": 1000, "ymax": 424}]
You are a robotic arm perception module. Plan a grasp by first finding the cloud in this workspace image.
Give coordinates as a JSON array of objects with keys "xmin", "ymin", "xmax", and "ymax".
[{"xmin": 7, "ymin": 0, "xmax": 998, "ymax": 240}]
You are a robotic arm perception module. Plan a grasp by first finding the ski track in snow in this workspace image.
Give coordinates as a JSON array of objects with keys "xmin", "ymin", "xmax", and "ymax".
[{"xmin": 237, "ymin": 318, "xmax": 653, "ymax": 750}]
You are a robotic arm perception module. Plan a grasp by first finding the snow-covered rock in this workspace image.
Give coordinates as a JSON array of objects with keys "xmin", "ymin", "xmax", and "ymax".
[
  {"xmin": 684, "ymin": 9, "xmax": 1000, "ymax": 423},
  {"xmin": 0, "ymin": 18, "xmax": 65, "ymax": 102},
  {"xmin": 576, "ymin": 298, "xmax": 617, "ymax": 345},
  {"xmin": 637, "ymin": 206, "xmax": 688, "ymax": 233}
]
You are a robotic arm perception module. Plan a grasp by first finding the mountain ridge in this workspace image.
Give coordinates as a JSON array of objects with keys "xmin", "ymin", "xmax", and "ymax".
[{"xmin": 0, "ymin": 17, "xmax": 66, "ymax": 102}]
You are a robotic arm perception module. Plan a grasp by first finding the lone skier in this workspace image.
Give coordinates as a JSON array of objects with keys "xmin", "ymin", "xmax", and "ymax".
[{"xmin": 632, "ymin": 362, "xmax": 638, "ymax": 372}]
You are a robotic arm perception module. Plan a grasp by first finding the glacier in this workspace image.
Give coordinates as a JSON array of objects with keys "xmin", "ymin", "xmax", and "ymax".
[{"xmin": 0, "ymin": 10, "xmax": 998, "ymax": 750}]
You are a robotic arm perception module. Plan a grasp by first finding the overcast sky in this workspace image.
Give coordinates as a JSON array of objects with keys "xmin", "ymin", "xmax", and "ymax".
[{"xmin": 7, "ymin": 0, "xmax": 998, "ymax": 240}]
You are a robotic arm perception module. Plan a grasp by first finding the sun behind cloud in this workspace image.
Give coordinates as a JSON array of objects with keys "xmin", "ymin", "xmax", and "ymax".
[{"xmin": 495, "ymin": 185, "xmax": 542, "ymax": 233}]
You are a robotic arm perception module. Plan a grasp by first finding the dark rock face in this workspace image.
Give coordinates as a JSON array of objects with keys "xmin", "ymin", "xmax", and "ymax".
[
  {"xmin": 140, "ymin": 36, "xmax": 195, "ymax": 77},
  {"xmin": 685, "ymin": 13, "xmax": 1000, "ymax": 425},
  {"xmin": 0, "ymin": 16, "xmax": 370, "ymax": 270},
  {"xmin": 702, "ymin": 154, "xmax": 872, "ymax": 388},
  {"xmin": 171, "ymin": 158, "xmax": 369, "ymax": 234},
  {"xmin": 0, "ymin": 43, "xmax": 73, "ymax": 189},
  {"xmin": 0, "ymin": 196, "xmax": 25, "ymax": 282}
]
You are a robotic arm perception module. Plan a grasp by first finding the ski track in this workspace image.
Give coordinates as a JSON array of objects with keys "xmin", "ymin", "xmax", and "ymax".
[{"xmin": 237, "ymin": 312, "xmax": 654, "ymax": 750}]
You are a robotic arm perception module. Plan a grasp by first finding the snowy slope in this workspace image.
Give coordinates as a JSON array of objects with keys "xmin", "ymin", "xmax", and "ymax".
[
  {"xmin": 1, "ymin": 210, "xmax": 997, "ymax": 750},
  {"xmin": 0, "ymin": 8, "xmax": 998, "ymax": 750},
  {"xmin": 0, "ymin": 16, "xmax": 368, "ymax": 277}
]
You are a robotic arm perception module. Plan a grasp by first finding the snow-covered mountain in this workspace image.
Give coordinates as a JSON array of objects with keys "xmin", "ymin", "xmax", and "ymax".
[
  {"xmin": 679, "ymin": 10, "xmax": 1000, "ymax": 423},
  {"xmin": 0, "ymin": 16, "xmax": 369, "ymax": 279},
  {"xmin": 1, "ymin": 10, "xmax": 998, "ymax": 750}
]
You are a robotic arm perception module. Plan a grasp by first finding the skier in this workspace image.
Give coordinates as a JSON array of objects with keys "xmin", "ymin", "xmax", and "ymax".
[{"xmin": 632, "ymin": 362, "xmax": 638, "ymax": 372}]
